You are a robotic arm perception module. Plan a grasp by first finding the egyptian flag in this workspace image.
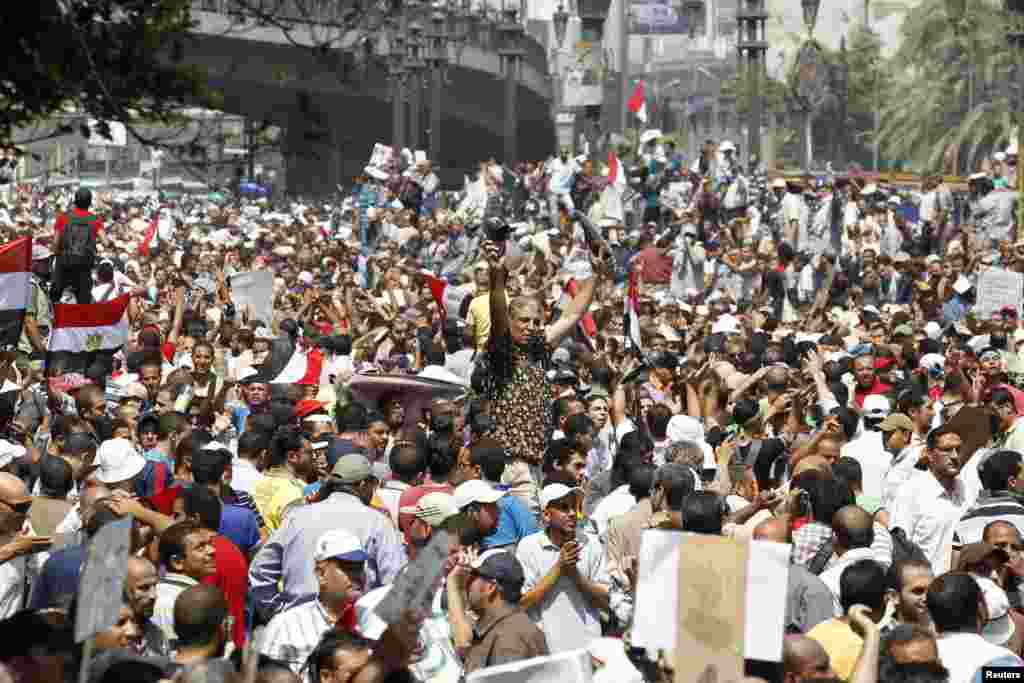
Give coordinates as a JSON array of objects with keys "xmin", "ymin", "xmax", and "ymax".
[
  {"xmin": 558, "ymin": 279, "xmax": 597, "ymax": 338},
  {"xmin": 423, "ymin": 271, "xmax": 449, "ymax": 317},
  {"xmin": 602, "ymin": 150, "xmax": 628, "ymax": 222},
  {"xmin": 627, "ymin": 81, "xmax": 647, "ymax": 124},
  {"xmin": 138, "ymin": 211, "xmax": 159, "ymax": 257},
  {"xmin": 48, "ymin": 294, "xmax": 131, "ymax": 373},
  {"xmin": 0, "ymin": 237, "xmax": 31, "ymax": 350},
  {"xmin": 260, "ymin": 334, "xmax": 325, "ymax": 384},
  {"xmin": 624, "ymin": 267, "xmax": 642, "ymax": 351}
]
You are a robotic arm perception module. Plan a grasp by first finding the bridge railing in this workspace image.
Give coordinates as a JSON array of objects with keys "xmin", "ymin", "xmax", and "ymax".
[{"xmin": 191, "ymin": 0, "xmax": 548, "ymax": 77}]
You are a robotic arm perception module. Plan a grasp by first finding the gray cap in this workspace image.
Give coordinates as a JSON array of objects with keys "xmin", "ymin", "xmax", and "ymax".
[{"xmin": 331, "ymin": 453, "xmax": 372, "ymax": 483}]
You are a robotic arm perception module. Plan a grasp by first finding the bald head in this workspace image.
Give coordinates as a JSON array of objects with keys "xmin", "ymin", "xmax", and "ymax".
[
  {"xmin": 783, "ymin": 635, "xmax": 831, "ymax": 679},
  {"xmin": 0, "ymin": 473, "xmax": 28, "ymax": 502},
  {"xmin": 753, "ymin": 517, "xmax": 789, "ymax": 544},
  {"xmin": 765, "ymin": 367, "xmax": 788, "ymax": 388},
  {"xmin": 833, "ymin": 505, "xmax": 874, "ymax": 551},
  {"xmin": 126, "ymin": 556, "xmax": 155, "ymax": 582},
  {"xmin": 983, "ymin": 520, "xmax": 1022, "ymax": 544},
  {"xmin": 173, "ymin": 585, "xmax": 228, "ymax": 649},
  {"xmin": 793, "ymin": 455, "xmax": 832, "ymax": 478}
]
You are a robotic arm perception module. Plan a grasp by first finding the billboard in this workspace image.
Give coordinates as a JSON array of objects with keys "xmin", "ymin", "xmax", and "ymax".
[{"xmin": 628, "ymin": 0, "xmax": 700, "ymax": 35}]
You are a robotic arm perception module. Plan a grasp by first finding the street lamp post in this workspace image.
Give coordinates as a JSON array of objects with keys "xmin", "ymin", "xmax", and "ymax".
[
  {"xmin": 428, "ymin": 8, "xmax": 451, "ymax": 165},
  {"xmin": 738, "ymin": 0, "xmax": 767, "ymax": 167},
  {"xmin": 682, "ymin": 0, "xmax": 703, "ymax": 40},
  {"xmin": 389, "ymin": 24, "xmax": 408, "ymax": 153},
  {"xmin": 1005, "ymin": 0, "xmax": 1024, "ymax": 240},
  {"xmin": 553, "ymin": 4, "xmax": 569, "ymax": 46},
  {"xmin": 801, "ymin": 0, "xmax": 820, "ymax": 37},
  {"xmin": 499, "ymin": 7, "xmax": 525, "ymax": 163},
  {"xmin": 406, "ymin": 17, "xmax": 427, "ymax": 154}
]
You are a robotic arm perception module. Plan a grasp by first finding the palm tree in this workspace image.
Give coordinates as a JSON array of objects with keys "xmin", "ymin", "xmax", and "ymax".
[{"xmin": 877, "ymin": 0, "xmax": 1016, "ymax": 173}]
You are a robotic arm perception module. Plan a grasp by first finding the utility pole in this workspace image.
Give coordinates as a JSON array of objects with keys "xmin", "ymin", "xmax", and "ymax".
[
  {"xmin": 618, "ymin": 0, "xmax": 629, "ymax": 135},
  {"xmin": 738, "ymin": 0, "xmax": 767, "ymax": 168}
]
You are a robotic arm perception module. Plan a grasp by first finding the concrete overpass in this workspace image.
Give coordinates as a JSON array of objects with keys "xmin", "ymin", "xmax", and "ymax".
[{"xmin": 185, "ymin": 2, "xmax": 556, "ymax": 194}]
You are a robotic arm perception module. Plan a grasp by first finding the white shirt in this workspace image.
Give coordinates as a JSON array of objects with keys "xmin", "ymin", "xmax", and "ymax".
[
  {"xmin": 153, "ymin": 573, "xmax": 198, "ymax": 650},
  {"xmin": 0, "ymin": 548, "xmax": 41, "ymax": 621},
  {"xmin": 516, "ymin": 530, "xmax": 610, "ymax": 653},
  {"xmin": 841, "ymin": 430, "xmax": 889, "ymax": 500},
  {"xmin": 230, "ymin": 458, "xmax": 265, "ymax": 495},
  {"xmin": 376, "ymin": 480, "xmax": 409, "ymax": 526},
  {"xmin": 881, "ymin": 443, "xmax": 923, "ymax": 512},
  {"xmin": 889, "ymin": 471, "xmax": 975, "ymax": 576},
  {"xmin": 592, "ymin": 485, "xmax": 636, "ymax": 538},
  {"xmin": 817, "ymin": 547, "xmax": 876, "ymax": 616},
  {"xmin": 935, "ymin": 632, "xmax": 1022, "ymax": 683},
  {"xmin": 258, "ymin": 597, "xmax": 334, "ymax": 673}
]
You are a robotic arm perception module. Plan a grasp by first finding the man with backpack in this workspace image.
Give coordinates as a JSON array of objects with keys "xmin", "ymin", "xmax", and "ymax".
[{"xmin": 51, "ymin": 188, "xmax": 102, "ymax": 304}]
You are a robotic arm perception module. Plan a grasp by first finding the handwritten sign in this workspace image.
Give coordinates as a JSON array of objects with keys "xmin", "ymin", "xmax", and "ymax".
[
  {"xmin": 976, "ymin": 267, "xmax": 1024, "ymax": 321},
  {"xmin": 466, "ymin": 648, "xmax": 593, "ymax": 683},
  {"xmin": 74, "ymin": 517, "xmax": 132, "ymax": 643},
  {"xmin": 374, "ymin": 529, "xmax": 450, "ymax": 625},
  {"xmin": 229, "ymin": 271, "xmax": 275, "ymax": 328}
]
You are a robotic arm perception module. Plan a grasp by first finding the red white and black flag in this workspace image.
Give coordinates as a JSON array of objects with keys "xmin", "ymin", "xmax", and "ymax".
[
  {"xmin": 624, "ymin": 266, "xmax": 643, "ymax": 351},
  {"xmin": 0, "ymin": 236, "xmax": 32, "ymax": 350},
  {"xmin": 48, "ymin": 294, "xmax": 131, "ymax": 372}
]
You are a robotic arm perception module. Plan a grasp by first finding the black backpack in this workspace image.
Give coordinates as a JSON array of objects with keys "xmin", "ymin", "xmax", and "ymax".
[{"xmin": 61, "ymin": 212, "xmax": 97, "ymax": 267}]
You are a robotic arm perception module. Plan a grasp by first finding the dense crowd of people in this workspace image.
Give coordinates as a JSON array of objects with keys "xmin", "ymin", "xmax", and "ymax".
[{"xmin": 0, "ymin": 135, "xmax": 1020, "ymax": 683}]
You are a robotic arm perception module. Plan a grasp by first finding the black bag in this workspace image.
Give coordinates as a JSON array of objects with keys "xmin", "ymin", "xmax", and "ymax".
[
  {"xmin": 61, "ymin": 212, "xmax": 97, "ymax": 267},
  {"xmin": 806, "ymin": 538, "xmax": 835, "ymax": 575},
  {"xmin": 890, "ymin": 527, "xmax": 930, "ymax": 566}
]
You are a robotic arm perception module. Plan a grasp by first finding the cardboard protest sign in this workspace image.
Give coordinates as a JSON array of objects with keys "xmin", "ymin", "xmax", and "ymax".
[
  {"xmin": 229, "ymin": 271, "xmax": 275, "ymax": 328},
  {"xmin": 74, "ymin": 516, "xmax": 133, "ymax": 643},
  {"xmin": 632, "ymin": 530, "xmax": 789, "ymax": 671},
  {"xmin": 976, "ymin": 267, "xmax": 1024, "ymax": 320},
  {"xmin": 674, "ymin": 534, "xmax": 746, "ymax": 683},
  {"xmin": 374, "ymin": 529, "xmax": 450, "ymax": 625},
  {"xmin": 466, "ymin": 647, "xmax": 592, "ymax": 683}
]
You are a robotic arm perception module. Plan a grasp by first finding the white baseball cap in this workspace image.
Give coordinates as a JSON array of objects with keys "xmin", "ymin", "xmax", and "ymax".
[
  {"xmin": 314, "ymin": 529, "xmax": 369, "ymax": 563},
  {"xmin": 453, "ymin": 479, "xmax": 505, "ymax": 510},
  {"xmin": 539, "ymin": 483, "xmax": 581, "ymax": 509},
  {"xmin": 400, "ymin": 492, "xmax": 459, "ymax": 527},
  {"xmin": 95, "ymin": 438, "xmax": 145, "ymax": 484},
  {"xmin": 977, "ymin": 576, "xmax": 1016, "ymax": 646},
  {"xmin": 862, "ymin": 395, "xmax": 890, "ymax": 419}
]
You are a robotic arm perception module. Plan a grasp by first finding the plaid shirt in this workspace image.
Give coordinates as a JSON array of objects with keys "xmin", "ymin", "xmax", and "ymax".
[{"xmin": 792, "ymin": 521, "xmax": 834, "ymax": 568}]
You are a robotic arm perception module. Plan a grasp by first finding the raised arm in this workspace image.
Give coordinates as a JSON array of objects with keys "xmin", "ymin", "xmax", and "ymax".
[
  {"xmin": 546, "ymin": 274, "xmax": 598, "ymax": 348},
  {"xmin": 485, "ymin": 241, "xmax": 510, "ymax": 347}
]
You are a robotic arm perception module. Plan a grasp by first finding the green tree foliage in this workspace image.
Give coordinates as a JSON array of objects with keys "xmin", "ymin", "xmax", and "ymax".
[
  {"xmin": 877, "ymin": 0, "xmax": 1014, "ymax": 173},
  {"xmin": 3, "ymin": 0, "xmax": 206, "ymax": 148}
]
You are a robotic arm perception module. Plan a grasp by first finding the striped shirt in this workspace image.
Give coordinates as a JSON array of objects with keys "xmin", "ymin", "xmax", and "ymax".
[
  {"xmin": 152, "ymin": 573, "xmax": 198, "ymax": 651},
  {"xmin": 955, "ymin": 492, "xmax": 1024, "ymax": 546},
  {"xmin": 257, "ymin": 596, "xmax": 334, "ymax": 674}
]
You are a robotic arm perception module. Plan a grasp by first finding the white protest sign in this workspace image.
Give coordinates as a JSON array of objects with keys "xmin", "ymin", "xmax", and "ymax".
[
  {"xmin": 87, "ymin": 120, "xmax": 127, "ymax": 147},
  {"xmin": 229, "ymin": 270, "xmax": 275, "ymax": 327},
  {"xmin": 443, "ymin": 285, "xmax": 474, "ymax": 321},
  {"xmin": 976, "ymin": 267, "xmax": 1024, "ymax": 321},
  {"xmin": 367, "ymin": 143, "xmax": 393, "ymax": 171},
  {"xmin": 374, "ymin": 529, "xmax": 450, "ymax": 625},
  {"xmin": 632, "ymin": 530, "xmax": 789, "ymax": 662},
  {"xmin": 74, "ymin": 516, "xmax": 133, "ymax": 642},
  {"xmin": 466, "ymin": 648, "xmax": 592, "ymax": 683}
]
